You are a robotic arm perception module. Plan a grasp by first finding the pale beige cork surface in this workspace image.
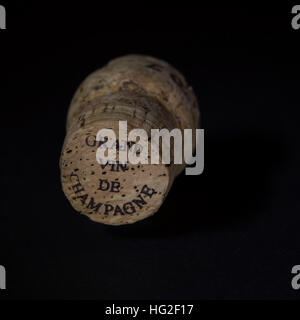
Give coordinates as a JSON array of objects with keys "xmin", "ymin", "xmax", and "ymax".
[{"xmin": 60, "ymin": 55, "xmax": 200, "ymax": 225}]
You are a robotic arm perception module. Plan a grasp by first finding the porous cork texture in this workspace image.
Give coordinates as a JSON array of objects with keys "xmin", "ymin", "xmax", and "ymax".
[{"xmin": 60, "ymin": 55, "xmax": 200, "ymax": 225}]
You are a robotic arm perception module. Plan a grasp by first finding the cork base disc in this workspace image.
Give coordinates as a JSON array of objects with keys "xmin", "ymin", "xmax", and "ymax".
[{"xmin": 60, "ymin": 122, "xmax": 170, "ymax": 225}]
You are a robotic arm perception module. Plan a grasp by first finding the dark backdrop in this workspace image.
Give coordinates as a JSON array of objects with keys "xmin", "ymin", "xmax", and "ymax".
[{"xmin": 1, "ymin": 3, "xmax": 300, "ymax": 299}]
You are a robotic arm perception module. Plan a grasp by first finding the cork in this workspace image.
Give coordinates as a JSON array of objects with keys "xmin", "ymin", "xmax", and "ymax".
[{"xmin": 60, "ymin": 55, "xmax": 200, "ymax": 225}]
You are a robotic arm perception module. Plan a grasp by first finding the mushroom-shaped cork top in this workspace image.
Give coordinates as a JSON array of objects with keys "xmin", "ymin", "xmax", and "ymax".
[{"xmin": 60, "ymin": 55, "xmax": 199, "ymax": 225}]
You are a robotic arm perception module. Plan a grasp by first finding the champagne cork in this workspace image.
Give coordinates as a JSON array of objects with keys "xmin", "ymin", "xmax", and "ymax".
[{"xmin": 60, "ymin": 55, "xmax": 199, "ymax": 225}]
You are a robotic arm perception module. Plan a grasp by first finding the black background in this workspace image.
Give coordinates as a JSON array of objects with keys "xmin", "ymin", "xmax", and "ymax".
[{"xmin": 0, "ymin": 2, "xmax": 300, "ymax": 300}]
